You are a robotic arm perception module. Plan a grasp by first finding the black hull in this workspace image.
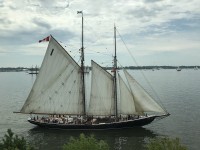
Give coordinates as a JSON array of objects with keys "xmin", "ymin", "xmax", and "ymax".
[{"xmin": 28, "ymin": 116, "xmax": 159, "ymax": 130}]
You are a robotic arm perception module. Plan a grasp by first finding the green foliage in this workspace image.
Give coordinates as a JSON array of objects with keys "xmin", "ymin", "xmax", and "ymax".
[
  {"xmin": 146, "ymin": 137, "xmax": 188, "ymax": 150},
  {"xmin": 0, "ymin": 129, "xmax": 34, "ymax": 150},
  {"xmin": 63, "ymin": 133, "xmax": 109, "ymax": 150}
]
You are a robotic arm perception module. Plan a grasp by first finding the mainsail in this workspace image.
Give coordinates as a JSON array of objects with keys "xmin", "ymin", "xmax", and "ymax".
[
  {"xmin": 87, "ymin": 60, "xmax": 115, "ymax": 116},
  {"xmin": 20, "ymin": 36, "xmax": 83, "ymax": 115},
  {"xmin": 123, "ymin": 69, "xmax": 166, "ymax": 114}
]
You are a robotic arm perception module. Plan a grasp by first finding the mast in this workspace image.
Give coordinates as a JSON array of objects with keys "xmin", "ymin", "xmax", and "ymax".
[
  {"xmin": 113, "ymin": 25, "xmax": 118, "ymax": 120},
  {"xmin": 77, "ymin": 11, "xmax": 86, "ymax": 116}
]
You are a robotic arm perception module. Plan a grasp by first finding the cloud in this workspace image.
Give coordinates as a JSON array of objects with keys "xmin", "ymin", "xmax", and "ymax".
[
  {"xmin": 0, "ymin": 0, "xmax": 200, "ymax": 67},
  {"xmin": 143, "ymin": 0, "xmax": 161, "ymax": 3},
  {"xmin": 32, "ymin": 18, "xmax": 52, "ymax": 29}
]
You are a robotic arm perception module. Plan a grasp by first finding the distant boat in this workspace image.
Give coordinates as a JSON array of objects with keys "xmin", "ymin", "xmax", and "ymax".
[
  {"xmin": 28, "ymin": 66, "xmax": 39, "ymax": 75},
  {"xmin": 194, "ymin": 66, "xmax": 198, "ymax": 70},
  {"xmin": 176, "ymin": 67, "xmax": 181, "ymax": 71},
  {"xmin": 15, "ymin": 12, "xmax": 169, "ymax": 129}
]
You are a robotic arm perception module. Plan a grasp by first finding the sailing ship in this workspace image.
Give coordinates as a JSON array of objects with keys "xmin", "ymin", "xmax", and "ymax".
[
  {"xmin": 16, "ymin": 12, "xmax": 169, "ymax": 129},
  {"xmin": 176, "ymin": 66, "xmax": 182, "ymax": 71},
  {"xmin": 28, "ymin": 66, "xmax": 39, "ymax": 75}
]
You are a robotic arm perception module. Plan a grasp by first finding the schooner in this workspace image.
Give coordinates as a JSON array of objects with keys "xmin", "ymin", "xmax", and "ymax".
[{"xmin": 16, "ymin": 11, "xmax": 170, "ymax": 129}]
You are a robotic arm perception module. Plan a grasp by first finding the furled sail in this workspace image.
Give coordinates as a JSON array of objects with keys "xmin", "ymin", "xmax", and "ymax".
[
  {"xmin": 20, "ymin": 36, "xmax": 83, "ymax": 115},
  {"xmin": 87, "ymin": 60, "xmax": 115, "ymax": 116},
  {"xmin": 123, "ymin": 70, "xmax": 166, "ymax": 114},
  {"xmin": 118, "ymin": 74, "xmax": 136, "ymax": 115}
]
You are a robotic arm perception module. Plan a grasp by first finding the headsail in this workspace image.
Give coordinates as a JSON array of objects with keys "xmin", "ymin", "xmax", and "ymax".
[
  {"xmin": 118, "ymin": 73, "xmax": 136, "ymax": 115},
  {"xmin": 123, "ymin": 70, "xmax": 166, "ymax": 114},
  {"xmin": 87, "ymin": 60, "xmax": 115, "ymax": 116},
  {"xmin": 20, "ymin": 36, "xmax": 83, "ymax": 115}
]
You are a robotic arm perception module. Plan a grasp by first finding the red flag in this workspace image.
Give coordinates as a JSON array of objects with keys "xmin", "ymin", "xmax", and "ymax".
[{"xmin": 39, "ymin": 36, "xmax": 50, "ymax": 43}]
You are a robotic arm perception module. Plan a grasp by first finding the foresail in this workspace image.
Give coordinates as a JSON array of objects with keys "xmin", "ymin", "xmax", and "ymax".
[
  {"xmin": 118, "ymin": 74, "xmax": 136, "ymax": 115},
  {"xmin": 87, "ymin": 60, "xmax": 114, "ymax": 116},
  {"xmin": 123, "ymin": 70, "xmax": 166, "ymax": 114},
  {"xmin": 20, "ymin": 36, "xmax": 83, "ymax": 115}
]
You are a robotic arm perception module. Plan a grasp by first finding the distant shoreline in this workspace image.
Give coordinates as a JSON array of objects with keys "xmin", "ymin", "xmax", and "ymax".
[{"xmin": 0, "ymin": 66, "xmax": 199, "ymax": 72}]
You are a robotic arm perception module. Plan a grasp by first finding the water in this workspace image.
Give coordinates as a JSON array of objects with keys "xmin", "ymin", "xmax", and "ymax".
[{"xmin": 0, "ymin": 70, "xmax": 200, "ymax": 150}]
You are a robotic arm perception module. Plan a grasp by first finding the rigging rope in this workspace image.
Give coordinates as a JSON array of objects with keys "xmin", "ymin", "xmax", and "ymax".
[{"xmin": 116, "ymin": 28, "xmax": 168, "ymax": 114}]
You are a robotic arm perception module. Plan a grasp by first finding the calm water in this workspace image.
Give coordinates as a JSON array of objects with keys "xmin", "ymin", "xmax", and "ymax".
[{"xmin": 0, "ymin": 70, "xmax": 200, "ymax": 150}]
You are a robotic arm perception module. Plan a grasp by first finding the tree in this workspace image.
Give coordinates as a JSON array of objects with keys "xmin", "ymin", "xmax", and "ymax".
[
  {"xmin": 0, "ymin": 129, "xmax": 34, "ymax": 150},
  {"xmin": 63, "ymin": 133, "xmax": 109, "ymax": 150},
  {"xmin": 146, "ymin": 137, "xmax": 187, "ymax": 150}
]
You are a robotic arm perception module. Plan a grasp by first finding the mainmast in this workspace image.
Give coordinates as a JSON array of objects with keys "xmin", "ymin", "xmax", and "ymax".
[
  {"xmin": 113, "ymin": 25, "xmax": 118, "ymax": 120},
  {"xmin": 77, "ymin": 11, "xmax": 86, "ymax": 116}
]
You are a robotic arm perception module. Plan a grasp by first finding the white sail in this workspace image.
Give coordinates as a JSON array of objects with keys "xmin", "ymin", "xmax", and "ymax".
[
  {"xmin": 20, "ymin": 36, "xmax": 83, "ymax": 115},
  {"xmin": 87, "ymin": 60, "xmax": 115, "ymax": 116},
  {"xmin": 124, "ymin": 70, "xmax": 166, "ymax": 114},
  {"xmin": 118, "ymin": 74, "xmax": 136, "ymax": 115}
]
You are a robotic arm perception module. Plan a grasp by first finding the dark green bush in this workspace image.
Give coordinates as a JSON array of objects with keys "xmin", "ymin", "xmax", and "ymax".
[
  {"xmin": 63, "ymin": 133, "xmax": 109, "ymax": 150},
  {"xmin": 146, "ymin": 137, "xmax": 187, "ymax": 150},
  {"xmin": 0, "ymin": 129, "xmax": 34, "ymax": 150}
]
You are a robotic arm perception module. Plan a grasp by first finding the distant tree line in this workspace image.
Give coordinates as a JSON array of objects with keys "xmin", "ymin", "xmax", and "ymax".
[
  {"xmin": 123, "ymin": 66, "xmax": 199, "ymax": 70},
  {"xmin": 0, "ymin": 67, "xmax": 39, "ymax": 72},
  {"xmin": 0, "ymin": 65, "xmax": 199, "ymax": 72}
]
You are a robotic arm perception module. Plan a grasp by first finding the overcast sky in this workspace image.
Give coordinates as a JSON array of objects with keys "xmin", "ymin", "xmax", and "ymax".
[{"xmin": 0, "ymin": 0, "xmax": 199, "ymax": 67}]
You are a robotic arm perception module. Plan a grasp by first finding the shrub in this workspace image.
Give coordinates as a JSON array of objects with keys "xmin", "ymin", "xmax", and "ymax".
[
  {"xmin": 63, "ymin": 133, "xmax": 109, "ymax": 150},
  {"xmin": 0, "ymin": 129, "xmax": 34, "ymax": 150},
  {"xmin": 146, "ymin": 137, "xmax": 187, "ymax": 150}
]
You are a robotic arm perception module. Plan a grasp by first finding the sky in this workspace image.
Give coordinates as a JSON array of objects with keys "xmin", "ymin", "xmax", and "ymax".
[{"xmin": 0, "ymin": 0, "xmax": 200, "ymax": 67}]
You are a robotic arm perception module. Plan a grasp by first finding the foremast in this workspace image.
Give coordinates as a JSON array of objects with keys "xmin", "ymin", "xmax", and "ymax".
[
  {"xmin": 113, "ymin": 25, "xmax": 118, "ymax": 120},
  {"xmin": 77, "ymin": 11, "xmax": 86, "ymax": 116}
]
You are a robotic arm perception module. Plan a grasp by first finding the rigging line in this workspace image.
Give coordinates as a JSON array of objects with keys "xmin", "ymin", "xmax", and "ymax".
[
  {"xmin": 61, "ymin": 42, "xmax": 80, "ymax": 49},
  {"xmin": 83, "ymin": 16, "xmax": 114, "ymax": 57},
  {"xmin": 101, "ymin": 60, "xmax": 113, "ymax": 64},
  {"xmin": 67, "ymin": 50, "xmax": 80, "ymax": 56},
  {"xmin": 82, "ymin": 18, "xmax": 103, "ymax": 49},
  {"xmin": 70, "ymin": 50, "xmax": 81, "ymax": 60},
  {"xmin": 86, "ymin": 48, "xmax": 113, "ymax": 55},
  {"xmin": 58, "ymin": 41, "xmax": 80, "ymax": 57},
  {"xmin": 116, "ymin": 29, "xmax": 168, "ymax": 113},
  {"xmin": 85, "ymin": 52, "xmax": 112, "ymax": 56}
]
